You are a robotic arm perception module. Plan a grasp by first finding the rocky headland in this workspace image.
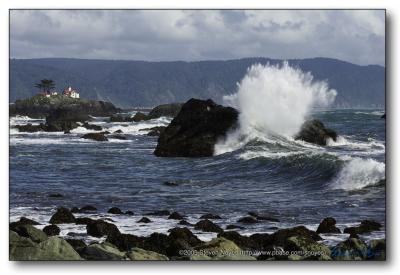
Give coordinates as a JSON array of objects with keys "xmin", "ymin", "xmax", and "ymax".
[{"xmin": 9, "ymin": 207, "xmax": 385, "ymax": 261}]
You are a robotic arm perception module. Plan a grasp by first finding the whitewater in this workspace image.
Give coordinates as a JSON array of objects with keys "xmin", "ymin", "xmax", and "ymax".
[{"xmin": 9, "ymin": 63, "xmax": 385, "ymax": 245}]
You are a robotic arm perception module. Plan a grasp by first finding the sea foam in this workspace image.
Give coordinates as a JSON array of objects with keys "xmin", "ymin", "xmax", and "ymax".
[
  {"xmin": 215, "ymin": 62, "xmax": 337, "ymax": 155},
  {"xmin": 331, "ymin": 157, "xmax": 385, "ymax": 190}
]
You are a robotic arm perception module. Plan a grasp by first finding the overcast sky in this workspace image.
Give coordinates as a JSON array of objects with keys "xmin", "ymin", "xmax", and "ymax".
[{"xmin": 10, "ymin": 10, "xmax": 385, "ymax": 66}]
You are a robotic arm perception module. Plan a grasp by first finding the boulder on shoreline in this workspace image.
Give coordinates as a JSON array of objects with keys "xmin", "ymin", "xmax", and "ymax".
[
  {"xmin": 316, "ymin": 217, "xmax": 341, "ymax": 234},
  {"xmin": 343, "ymin": 220, "xmax": 382, "ymax": 235},
  {"xmin": 10, "ymin": 231, "xmax": 82, "ymax": 260},
  {"xmin": 49, "ymin": 207, "xmax": 76, "ymax": 224},
  {"xmin": 154, "ymin": 98, "xmax": 238, "ymax": 157},
  {"xmin": 86, "ymin": 219, "xmax": 120, "ymax": 237},
  {"xmin": 43, "ymin": 225, "xmax": 61, "ymax": 236},
  {"xmin": 194, "ymin": 219, "xmax": 223, "ymax": 233},
  {"xmin": 331, "ymin": 238, "xmax": 368, "ymax": 260},
  {"xmin": 295, "ymin": 119, "xmax": 337, "ymax": 146}
]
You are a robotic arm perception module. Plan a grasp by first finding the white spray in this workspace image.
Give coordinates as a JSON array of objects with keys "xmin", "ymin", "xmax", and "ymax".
[{"xmin": 215, "ymin": 62, "xmax": 337, "ymax": 155}]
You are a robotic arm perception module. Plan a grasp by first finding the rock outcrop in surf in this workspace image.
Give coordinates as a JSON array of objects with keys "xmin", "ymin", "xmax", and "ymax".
[
  {"xmin": 295, "ymin": 119, "xmax": 337, "ymax": 146},
  {"xmin": 10, "ymin": 94, "xmax": 120, "ymax": 118},
  {"xmin": 154, "ymin": 99, "xmax": 238, "ymax": 157}
]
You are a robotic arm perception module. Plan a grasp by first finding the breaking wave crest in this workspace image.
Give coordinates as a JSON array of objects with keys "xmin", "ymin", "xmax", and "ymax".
[
  {"xmin": 331, "ymin": 158, "xmax": 385, "ymax": 191},
  {"xmin": 215, "ymin": 62, "xmax": 337, "ymax": 155}
]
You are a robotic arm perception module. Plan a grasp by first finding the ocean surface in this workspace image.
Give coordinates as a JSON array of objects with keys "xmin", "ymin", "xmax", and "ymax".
[{"xmin": 9, "ymin": 109, "xmax": 386, "ymax": 246}]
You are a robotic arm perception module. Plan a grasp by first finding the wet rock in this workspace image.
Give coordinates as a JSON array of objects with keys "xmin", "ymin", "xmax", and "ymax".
[
  {"xmin": 128, "ymin": 247, "xmax": 169, "ymax": 260},
  {"xmin": 316, "ymin": 217, "xmax": 341, "ymax": 234},
  {"xmin": 237, "ymin": 216, "xmax": 258, "ymax": 224},
  {"xmin": 146, "ymin": 210, "xmax": 171, "ymax": 216},
  {"xmin": 166, "ymin": 228, "xmax": 202, "ymax": 257},
  {"xmin": 137, "ymin": 217, "xmax": 152, "ymax": 223},
  {"xmin": 81, "ymin": 133, "xmax": 108, "ymax": 141},
  {"xmin": 114, "ymin": 129, "xmax": 123, "ymax": 133},
  {"xmin": 148, "ymin": 103, "xmax": 183, "ymax": 119},
  {"xmin": 193, "ymin": 237, "xmax": 256, "ymax": 260},
  {"xmin": 168, "ymin": 212, "xmax": 184, "ymax": 220},
  {"xmin": 142, "ymin": 233, "xmax": 170, "ymax": 256},
  {"xmin": 226, "ymin": 224, "xmax": 244, "ymax": 230},
  {"xmin": 154, "ymin": 98, "xmax": 239, "ymax": 157},
  {"xmin": 125, "ymin": 211, "xmax": 134, "ymax": 216},
  {"xmin": 344, "ymin": 220, "xmax": 382, "ymax": 235},
  {"xmin": 86, "ymin": 220, "xmax": 120, "ymax": 237},
  {"xmin": 49, "ymin": 207, "xmax": 76, "ymax": 224},
  {"xmin": 66, "ymin": 239, "xmax": 87, "ymax": 253},
  {"xmin": 48, "ymin": 193, "xmax": 63, "ymax": 198},
  {"xmin": 217, "ymin": 231, "xmax": 259, "ymax": 250},
  {"xmin": 168, "ymin": 227, "xmax": 202, "ymax": 247},
  {"xmin": 200, "ymin": 213, "xmax": 222, "ymax": 219},
  {"xmin": 42, "ymin": 225, "xmax": 61, "ymax": 236},
  {"xmin": 147, "ymin": 126, "xmax": 166, "ymax": 136},
  {"xmin": 367, "ymin": 239, "xmax": 386, "ymax": 260},
  {"xmin": 331, "ymin": 238, "xmax": 368, "ymax": 260},
  {"xmin": 194, "ymin": 219, "xmax": 223, "ymax": 233},
  {"xmin": 11, "ymin": 224, "xmax": 48, "ymax": 243},
  {"xmin": 140, "ymin": 126, "xmax": 166, "ymax": 136},
  {"xmin": 10, "ymin": 217, "xmax": 40, "ymax": 228},
  {"xmin": 82, "ymin": 122, "xmax": 102, "ymax": 131},
  {"xmin": 81, "ymin": 242, "xmax": 127, "ymax": 260},
  {"xmin": 132, "ymin": 112, "xmax": 149, "ymax": 122},
  {"xmin": 108, "ymin": 207, "xmax": 123, "ymax": 214},
  {"xmin": 295, "ymin": 119, "xmax": 337, "ymax": 146},
  {"xmin": 266, "ymin": 226, "xmax": 321, "ymax": 248},
  {"xmin": 10, "ymin": 232, "xmax": 82, "ymax": 260},
  {"xmin": 71, "ymin": 207, "xmax": 80, "ymax": 213},
  {"xmin": 285, "ymin": 236, "xmax": 331, "ymax": 260},
  {"xmin": 106, "ymin": 232, "xmax": 143, "ymax": 251},
  {"xmin": 14, "ymin": 123, "xmax": 46, "ymax": 132}
]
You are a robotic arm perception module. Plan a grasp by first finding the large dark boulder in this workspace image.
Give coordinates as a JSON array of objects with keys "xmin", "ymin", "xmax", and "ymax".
[
  {"xmin": 217, "ymin": 231, "xmax": 259, "ymax": 250},
  {"xmin": 154, "ymin": 99, "xmax": 239, "ymax": 157},
  {"xmin": 331, "ymin": 238, "xmax": 368, "ymax": 260},
  {"xmin": 316, "ymin": 217, "xmax": 341, "ymax": 234},
  {"xmin": 344, "ymin": 220, "xmax": 382, "ymax": 235},
  {"xmin": 295, "ymin": 119, "xmax": 337, "ymax": 146},
  {"xmin": 107, "ymin": 207, "xmax": 123, "ymax": 214},
  {"xmin": 106, "ymin": 232, "xmax": 143, "ymax": 251},
  {"xmin": 49, "ymin": 207, "xmax": 76, "ymax": 224},
  {"xmin": 10, "ymin": 217, "xmax": 40, "ymax": 228},
  {"xmin": 148, "ymin": 103, "xmax": 183, "ymax": 119},
  {"xmin": 267, "ymin": 226, "xmax": 322, "ymax": 247},
  {"xmin": 194, "ymin": 219, "xmax": 223, "ymax": 233},
  {"xmin": 42, "ymin": 225, "xmax": 61, "ymax": 236},
  {"xmin": 86, "ymin": 220, "xmax": 120, "ymax": 237}
]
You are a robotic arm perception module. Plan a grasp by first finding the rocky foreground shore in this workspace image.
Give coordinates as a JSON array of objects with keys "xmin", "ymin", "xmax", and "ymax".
[{"xmin": 10, "ymin": 206, "xmax": 385, "ymax": 261}]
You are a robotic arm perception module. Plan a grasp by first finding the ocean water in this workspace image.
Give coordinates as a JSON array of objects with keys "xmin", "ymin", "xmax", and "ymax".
[{"xmin": 9, "ymin": 109, "xmax": 385, "ymax": 246}]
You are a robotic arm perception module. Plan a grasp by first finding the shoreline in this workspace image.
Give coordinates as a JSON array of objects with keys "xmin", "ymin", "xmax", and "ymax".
[{"xmin": 9, "ymin": 205, "xmax": 386, "ymax": 261}]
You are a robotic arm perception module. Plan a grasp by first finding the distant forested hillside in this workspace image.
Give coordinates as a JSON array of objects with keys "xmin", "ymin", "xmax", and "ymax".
[{"xmin": 10, "ymin": 58, "xmax": 385, "ymax": 108}]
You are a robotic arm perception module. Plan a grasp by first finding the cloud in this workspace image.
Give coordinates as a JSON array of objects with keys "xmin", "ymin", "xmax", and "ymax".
[{"xmin": 10, "ymin": 10, "xmax": 385, "ymax": 65}]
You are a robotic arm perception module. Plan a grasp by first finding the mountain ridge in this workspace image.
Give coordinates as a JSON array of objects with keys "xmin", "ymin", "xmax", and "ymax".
[{"xmin": 10, "ymin": 57, "xmax": 385, "ymax": 108}]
